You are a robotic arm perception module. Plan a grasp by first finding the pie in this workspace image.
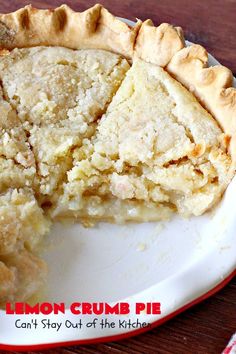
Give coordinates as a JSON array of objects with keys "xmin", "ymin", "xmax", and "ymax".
[{"xmin": 0, "ymin": 4, "xmax": 235, "ymax": 305}]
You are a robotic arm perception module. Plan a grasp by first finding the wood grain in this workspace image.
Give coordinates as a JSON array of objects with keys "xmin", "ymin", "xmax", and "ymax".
[{"xmin": 0, "ymin": 1, "xmax": 235, "ymax": 353}]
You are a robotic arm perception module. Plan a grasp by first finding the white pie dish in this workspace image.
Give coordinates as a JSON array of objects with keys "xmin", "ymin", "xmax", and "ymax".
[{"xmin": 0, "ymin": 19, "xmax": 235, "ymax": 350}]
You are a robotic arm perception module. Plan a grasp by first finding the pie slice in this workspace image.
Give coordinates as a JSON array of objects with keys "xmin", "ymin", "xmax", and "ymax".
[
  {"xmin": 0, "ymin": 46, "xmax": 130, "ymax": 203},
  {"xmin": 52, "ymin": 58, "xmax": 233, "ymax": 222},
  {"xmin": 0, "ymin": 86, "xmax": 50, "ymax": 254},
  {"xmin": 0, "ymin": 4, "xmax": 235, "ymax": 305},
  {"xmin": 0, "ymin": 89, "xmax": 50, "ymax": 302},
  {"xmin": 0, "ymin": 46, "xmax": 129, "ymax": 302}
]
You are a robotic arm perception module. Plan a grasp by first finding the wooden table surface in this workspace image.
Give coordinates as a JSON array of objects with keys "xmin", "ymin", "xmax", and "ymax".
[{"xmin": 1, "ymin": 1, "xmax": 235, "ymax": 353}]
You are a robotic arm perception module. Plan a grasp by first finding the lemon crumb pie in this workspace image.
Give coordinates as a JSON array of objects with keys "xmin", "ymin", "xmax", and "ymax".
[{"xmin": 0, "ymin": 4, "xmax": 235, "ymax": 304}]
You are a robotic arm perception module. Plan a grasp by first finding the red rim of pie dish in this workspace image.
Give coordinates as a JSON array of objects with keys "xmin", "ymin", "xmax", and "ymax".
[{"xmin": 0, "ymin": 269, "xmax": 235, "ymax": 351}]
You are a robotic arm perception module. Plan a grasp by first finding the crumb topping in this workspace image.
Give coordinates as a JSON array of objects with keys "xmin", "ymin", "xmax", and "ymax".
[{"xmin": 0, "ymin": 48, "xmax": 233, "ymax": 304}]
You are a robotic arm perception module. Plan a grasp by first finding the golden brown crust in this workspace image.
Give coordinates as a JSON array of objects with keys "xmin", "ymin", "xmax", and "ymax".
[
  {"xmin": 0, "ymin": 4, "xmax": 184, "ymax": 64},
  {"xmin": 167, "ymin": 45, "xmax": 236, "ymax": 161},
  {"xmin": 134, "ymin": 20, "xmax": 184, "ymax": 66},
  {"xmin": 0, "ymin": 4, "xmax": 235, "ymax": 160},
  {"xmin": 0, "ymin": 4, "xmax": 140, "ymax": 59}
]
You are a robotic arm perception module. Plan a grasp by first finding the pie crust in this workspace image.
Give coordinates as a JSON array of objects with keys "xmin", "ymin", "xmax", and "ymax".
[
  {"xmin": 0, "ymin": 4, "xmax": 235, "ymax": 304},
  {"xmin": 0, "ymin": 4, "xmax": 235, "ymax": 156}
]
